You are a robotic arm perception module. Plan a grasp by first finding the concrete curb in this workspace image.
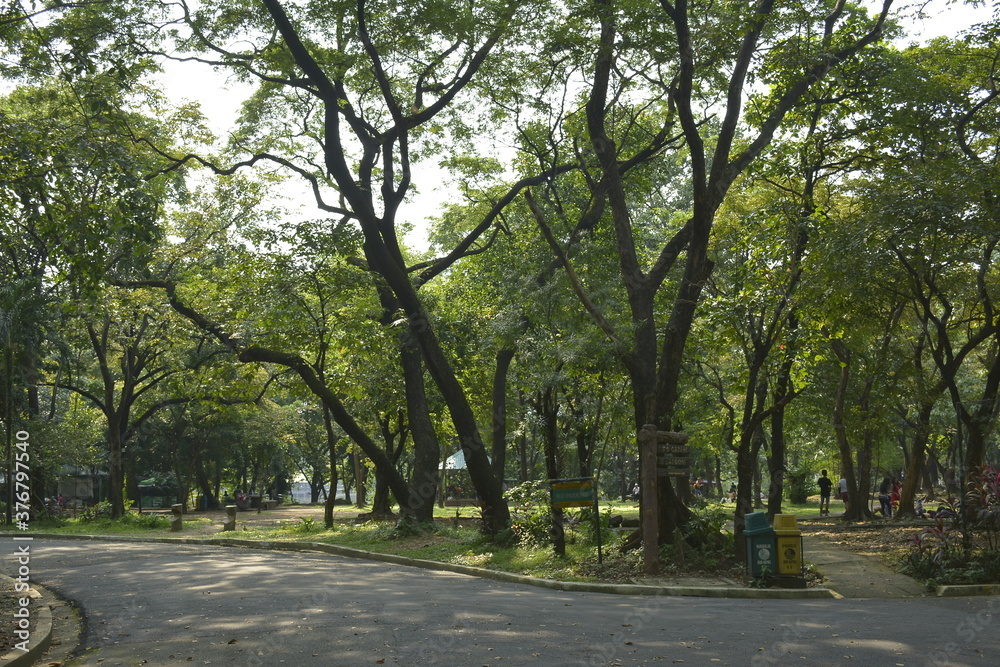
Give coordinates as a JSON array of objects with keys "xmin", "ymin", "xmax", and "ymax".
[
  {"xmin": 19, "ymin": 532, "xmax": 833, "ymax": 599},
  {"xmin": 936, "ymin": 583, "xmax": 1000, "ymax": 597},
  {"xmin": 0, "ymin": 577, "xmax": 53, "ymax": 667}
]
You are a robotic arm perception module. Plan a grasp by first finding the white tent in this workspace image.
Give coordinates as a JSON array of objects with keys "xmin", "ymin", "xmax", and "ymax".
[
  {"xmin": 439, "ymin": 450, "xmax": 491, "ymax": 470},
  {"xmin": 440, "ymin": 450, "xmax": 467, "ymax": 470}
]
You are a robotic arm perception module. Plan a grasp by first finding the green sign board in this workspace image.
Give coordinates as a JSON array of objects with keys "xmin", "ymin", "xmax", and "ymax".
[
  {"xmin": 551, "ymin": 481, "xmax": 595, "ymax": 508},
  {"xmin": 549, "ymin": 477, "xmax": 602, "ymax": 565}
]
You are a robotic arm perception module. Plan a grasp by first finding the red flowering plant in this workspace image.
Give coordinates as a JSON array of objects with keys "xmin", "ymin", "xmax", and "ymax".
[{"xmin": 966, "ymin": 465, "xmax": 1000, "ymax": 551}]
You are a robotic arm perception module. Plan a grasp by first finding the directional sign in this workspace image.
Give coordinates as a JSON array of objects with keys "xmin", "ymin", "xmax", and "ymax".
[
  {"xmin": 658, "ymin": 444, "xmax": 690, "ymax": 456},
  {"xmin": 658, "ymin": 456, "xmax": 690, "ymax": 467}
]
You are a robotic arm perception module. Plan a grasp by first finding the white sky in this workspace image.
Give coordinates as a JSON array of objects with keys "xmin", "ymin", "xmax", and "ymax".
[{"xmin": 157, "ymin": 0, "xmax": 996, "ymax": 251}]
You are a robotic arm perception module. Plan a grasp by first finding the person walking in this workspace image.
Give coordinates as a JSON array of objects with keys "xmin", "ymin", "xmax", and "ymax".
[{"xmin": 817, "ymin": 470, "xmax": 833, "ymax": 516}]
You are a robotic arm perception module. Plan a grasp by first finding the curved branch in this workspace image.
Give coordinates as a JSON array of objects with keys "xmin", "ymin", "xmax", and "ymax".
[
  {"xmin": 526, "ymin": 189, "xmax": 623, "ymax": 349},
  {"xmin": 413, "ymin": 162, "xmax": 578, "ymax": 286}
]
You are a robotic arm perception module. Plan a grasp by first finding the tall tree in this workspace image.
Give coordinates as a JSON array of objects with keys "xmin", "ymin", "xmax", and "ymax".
[{"xmin": 523, "ymin": 0, "xmax": 897, "ymax": 543}]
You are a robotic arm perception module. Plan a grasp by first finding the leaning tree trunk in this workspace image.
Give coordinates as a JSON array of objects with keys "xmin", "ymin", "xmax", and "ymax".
[
  {"xmin": 400, "ymin": 337, "xmax": 440, "ymax": 523},
  {"xmin": 830, "ymin": 340, "xmax": 870, "ymax": 521}
]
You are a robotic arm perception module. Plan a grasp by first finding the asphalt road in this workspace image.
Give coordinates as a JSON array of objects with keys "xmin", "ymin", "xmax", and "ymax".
[{"xmin": 19, "ymin": 538, "xmax": 998, "ymax": 666}]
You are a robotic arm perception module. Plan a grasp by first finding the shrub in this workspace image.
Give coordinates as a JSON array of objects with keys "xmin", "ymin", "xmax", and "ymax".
[
  {"xmin": 654, "ymin": 503, "xmax": 737, "ymax": 574},
  {"xmin": 785, "ymin": 468, "xmax": 811, "ymax": 504},
  {"xmin": 966, "ymin": 465, "xmax": 1000, "ymax": 550},
  {"xmin": 120, "ymin": 512, "xmax": 171, "ymax": 529},
  {"xmin": 504, "ymin": 480, "xmax": 555, "ymax": 547},
  {"xmin": 79, "ymin": 501, "xmax": 114, "ymax": 522}
]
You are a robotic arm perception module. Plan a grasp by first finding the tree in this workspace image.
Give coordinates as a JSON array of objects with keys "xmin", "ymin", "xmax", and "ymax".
[
  {"xmin": 54, "ymin": 286, "xmax": 209, "ymax": 516},
  {"xmin": 91, "ymin": 0, "xmax": 587, "ymax": 532},
  {"xmin": 2, "ymin": 76, "xmax": 174, "ymax": 518},
  {"xmin": 850, "ymin": 33, "xmax": 1000, "ymax": 512},
  {"xmin": 518, "ymin": 0, "xmax": 897, "ymax": 546}
]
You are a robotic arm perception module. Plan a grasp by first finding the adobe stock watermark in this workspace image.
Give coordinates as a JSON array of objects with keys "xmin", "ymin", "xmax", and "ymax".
[
  {"xmin": 244, "ymin": 584, "xmax": 333, "ymax": 666},
  {"xmin": 750, "ymin": 620, "xmax": 809, "ymax": 666},
  {"xmin": 587, "ymin": 592, "xmax": 671, "ymax": 665},
  {"xmin": 10, "ymin": 429, "xmax": 34, "ymax": 652},
  {"xmin": 925, "ymin": 597, "xmax": 996, "ymax": 666}
]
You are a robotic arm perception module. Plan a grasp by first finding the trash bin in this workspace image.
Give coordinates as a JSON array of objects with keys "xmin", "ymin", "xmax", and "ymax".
[
  {"xmin": 773, "ymin": 513, "xmax": 803, "ymax": 577},
  {"xmin": 743, "ymin": 511, "xmax": 776, "ymax": 577}
]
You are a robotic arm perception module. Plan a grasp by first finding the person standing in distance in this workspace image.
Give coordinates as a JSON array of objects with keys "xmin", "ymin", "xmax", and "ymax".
[
  {"xmin": 838, "ymin": 475, "xmax": 850, "ymax": 514},
  {"xmin": 817, "ymin": 470, "xmax": 833, "ymax": 516}
]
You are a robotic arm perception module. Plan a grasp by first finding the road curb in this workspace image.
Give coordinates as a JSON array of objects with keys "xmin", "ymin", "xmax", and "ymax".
[
  {"xmin": 18, "ymin": 532, "xmax": 834, "ymax": 599},
  {"xmin": 936, "ymin": 583, "xmax": 1000, "ymax": 597},
  {"xmin": 0, "ymin": 576, "xmax": 53, "ymax": 667}
]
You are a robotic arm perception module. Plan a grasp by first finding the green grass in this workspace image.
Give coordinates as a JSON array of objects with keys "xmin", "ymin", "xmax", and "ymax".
[
  {"xmin": 7, "ymin": 507, "xmax": 644, "ymax": 583},
  {"xmin": 12, "ymin": 497, "xmax": 827, "ymax": 583}
]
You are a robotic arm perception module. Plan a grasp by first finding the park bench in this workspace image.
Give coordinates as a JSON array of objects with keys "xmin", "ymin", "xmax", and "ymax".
[
  {"xmin": 233, "ymin": 495, "xmax": 280, "ymax": 511},
  {"xmin": 443, "ymin": 498, "xmax": 478, "ymax": 507}
]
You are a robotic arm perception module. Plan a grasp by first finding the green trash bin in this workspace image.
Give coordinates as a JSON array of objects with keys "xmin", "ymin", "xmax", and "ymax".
[{"xmin": 744, "ymin": 511, "xmax": 776, "ymax": 577}]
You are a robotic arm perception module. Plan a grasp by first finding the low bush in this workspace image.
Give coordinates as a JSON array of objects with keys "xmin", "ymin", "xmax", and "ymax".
[
  {"xmin": 503, "ymin": 480, "xmax": 555, "ymax": 547},
  {"xmin": 901, "ymin": 475, "xmax": 1000, "ymax": 587}
]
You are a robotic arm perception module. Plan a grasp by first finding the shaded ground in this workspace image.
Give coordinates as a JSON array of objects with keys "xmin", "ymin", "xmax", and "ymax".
[
  {"xmin": 163, "ymin": 504, "xmax": 934, "ymax": 584},
  {"xmin": 798, "ymin": 515, "xmax": 927, "ymax": 564}
]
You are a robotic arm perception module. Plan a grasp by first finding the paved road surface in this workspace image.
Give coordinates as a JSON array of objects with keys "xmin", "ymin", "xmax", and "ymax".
[{"xmin": 21, "ymin": 539, "xmax": 998, "ymax": 666}]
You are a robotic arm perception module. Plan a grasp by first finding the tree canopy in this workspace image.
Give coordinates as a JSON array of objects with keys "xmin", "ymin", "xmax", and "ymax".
[{"xmin": 2, "ymin": 0, "xmax": 999, "ymax": 553}]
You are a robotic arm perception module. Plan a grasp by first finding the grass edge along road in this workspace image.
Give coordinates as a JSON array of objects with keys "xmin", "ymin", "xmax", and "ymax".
[{"xmin": 5, "ymin": 500, "xmax": 757, "ymax": 585}]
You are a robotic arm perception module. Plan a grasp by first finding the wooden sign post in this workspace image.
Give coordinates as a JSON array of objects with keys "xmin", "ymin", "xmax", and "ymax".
[{"xmin": 638, "ymin": 424, "xmax": 690, "ymax": 575}]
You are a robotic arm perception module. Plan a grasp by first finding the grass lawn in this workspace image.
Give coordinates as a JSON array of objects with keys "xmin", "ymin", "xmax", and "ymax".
[
  {"xmin": 1, "ymin": 495, "xmax": 848, "ymax": 586},
  {"xmin": 5, "ymin": 498, "xmax": 750, "ymax": 584}
]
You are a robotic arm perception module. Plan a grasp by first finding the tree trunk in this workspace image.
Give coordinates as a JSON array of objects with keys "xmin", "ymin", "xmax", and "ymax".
[
  {"xmin": 491, "ymin": 348, "xmax": 515, "ymax": 481},
  {"xmin": 108, "ymin": 417, "xmax": 125, "ymax": 518},
  {"xmin": 541, "ymin": 387, "xmax": 565, "ymax": 556},
  {"xmin": 399, "ymin": 342, "xmax": 440, "ymax": 523},
  {"xmin": 830, "ymin": 340, "xmax": 870, "ymax": 521},
  {"xmin": 194, "ymin": 447, "xmax": 219, "ymax": 510},
  {"xmin": 897, "ymin": 402, "xmax": 934, "ymax": 518},
  {"xmin": 352, "ymin": 449, "xmax": 366, "ymax": 508},
  {"xmin": 323, "ymin": 406, "xmax": 339, "ymax": 527}
]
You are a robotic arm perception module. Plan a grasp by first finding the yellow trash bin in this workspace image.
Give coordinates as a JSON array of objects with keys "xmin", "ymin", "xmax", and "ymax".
[{"xmin": 773, "ymin": 513, "xmax": 803, "ymax": 577}]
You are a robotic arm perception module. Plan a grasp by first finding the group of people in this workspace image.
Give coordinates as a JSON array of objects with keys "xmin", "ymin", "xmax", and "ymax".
[
  {"xmin": 817, "ymin": 471, "xmax": 954, "ymax": 520},
  {"xmin": 816, "ymin": 470, "xmax": 856, "ymax": 516},
  {"xmin": 876, "ymin": 476, "xmax": 903, "ymax": 517}
]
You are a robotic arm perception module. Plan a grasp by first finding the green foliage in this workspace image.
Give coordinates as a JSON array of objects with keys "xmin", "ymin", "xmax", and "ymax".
[
  {"xmin": 120, "ymin": 512, "xmax": 172, "ymax": 530},
  {"xmin": 785, "ymin": 467, "xmax": 811, "ymax": 505},
  {"xmin": 747, "ymin": 566, "xmax": 774, "ymax": 589},
  {"xmin": 682, "ymin": 502, "xmax": 733, "ymax": 552},
  {"xmin": 666, "ymin": 502, "xmax": 737, "ymax": 572},
  {"xmin": 291, "ymin": 516, "xmax": 320, "ymax": 533},
  {"xmin": 966, "ymin": 466, "xmax": 1000, "ymax": 550},
  {"xmin": 898, "ymin": 468, "xmax": 1000, "ymax": 587},
  {"xmin": 77, "ymin": 503, "xmax": 171, "ymax": 529},
  {"xmin": 503, "ymin": 480, "xmax": 555, "ymax": 547},
  {"xmin": 79, "ymin": 501, "xmax": 115, "ymax": 522}
]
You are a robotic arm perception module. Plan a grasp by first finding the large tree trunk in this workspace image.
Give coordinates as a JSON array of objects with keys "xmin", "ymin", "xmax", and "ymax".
[
  {"xmin": 193, "ymin": 446, "xmax": 219, "ymax": 510},
  {"xmin": 399, "ymin": 340, "xmax": 440, "ymax": 523},
  {"xmin": 897, "ymin": 402, "xmax": 934, "ymax": 518},
  {"xmin": 107, "ymin": 416, "xmax": 126, "ymax": 518}
]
